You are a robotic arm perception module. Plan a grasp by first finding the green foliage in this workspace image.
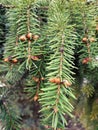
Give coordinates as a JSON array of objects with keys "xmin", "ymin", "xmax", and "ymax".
[
  {"xmin": 0, "ymin": 86, "xmax": 21, "ymax": 130},
  {"xmin": 90, "ymin": 99, "xmax": 98, "ymax": 120},
  {"xmin": 0, "ymin": 0, "xmax": 98, "ymax": 130},
  {"xmin": 81, "ymin": 84, "xmax": 95, "ymax": 98},
  {"xmin": 4, "ymin": 0, "xmax": 41, "ymax": 70},
  {"xmin": 0, "ymin": 102, "xmax": 21, "ymax": 130},
  {"xmin": 39, "ymin": 1, "xmax": 77, "ymax": 129}
]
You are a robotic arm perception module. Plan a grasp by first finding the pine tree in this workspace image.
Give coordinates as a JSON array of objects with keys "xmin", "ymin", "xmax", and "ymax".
[{"xmin": 0, "ymin": 0, "xmax": 98, "ymax": 130}]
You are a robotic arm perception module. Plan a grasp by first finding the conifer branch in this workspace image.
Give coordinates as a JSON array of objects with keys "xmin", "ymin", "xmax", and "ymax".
[
  {"xmin": 27, "ymin": 7, "xmax": 31, "ymax": 63},
  {"xmin": 27, "ymin": 7, "xmax": 30, "ymax": 33},
  {"xmin": 59, "ymin": 34, "xmax": 65, "ymax": 80},
  {"xmin": 54, "ymin": 34, "xmax": 65, "ymax": 113}
]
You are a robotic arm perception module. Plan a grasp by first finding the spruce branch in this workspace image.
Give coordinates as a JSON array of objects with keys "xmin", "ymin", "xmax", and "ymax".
[
  {"xmin": 26, "ymin": 7, "xmax": 32, "ymax": 69},
  {"xmin": 39, "ymin": 1, "xmax": 76, "ymax": 129}
]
